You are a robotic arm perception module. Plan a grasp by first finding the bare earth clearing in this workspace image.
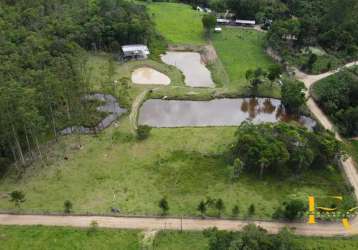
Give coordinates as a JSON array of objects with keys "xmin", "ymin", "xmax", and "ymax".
[{"xmin": 131, "ymin": 67, "xmax": 171, "ymax": 85}]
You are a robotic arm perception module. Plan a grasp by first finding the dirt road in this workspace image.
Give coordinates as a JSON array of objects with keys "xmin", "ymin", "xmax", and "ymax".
[
  {"xmin": 295, "ymin": 61, "xmax": 358, "ymax": 90},
  {"xmin": 0, "ymin": 214, "xmax": 350, "ymax": 237},
  {"xmin": 295, "ymin": 61, "xmax": 358, "ymax": 207}
]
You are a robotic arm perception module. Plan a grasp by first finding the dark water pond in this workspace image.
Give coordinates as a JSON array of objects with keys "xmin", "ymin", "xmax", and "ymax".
[
  {"xmin": 138, "ymin": 98, "xmax": 316, "ymax": 130},
  {"xmin": 61, "ymin": 94, "xmax": 127, "ymax": 135}
]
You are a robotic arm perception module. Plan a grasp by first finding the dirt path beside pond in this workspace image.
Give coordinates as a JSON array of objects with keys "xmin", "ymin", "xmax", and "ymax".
[{"xmin": 129, "ymin": 90, "xmax": 150, "ymax": 132}]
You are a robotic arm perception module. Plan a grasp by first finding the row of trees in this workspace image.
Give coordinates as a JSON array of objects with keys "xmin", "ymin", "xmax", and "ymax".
[
  {"xmin": 197, "ymin": 199, "xmax": 256, "ymax": 218},
  {"xmin": 231, "ymin": 122, "xmax": 342, "ymax": 178},
  {"xmin": 245, "ymin": 65, "xmax": 282, "ymax": 94},
  {"xmin": 0, "ymin": 0, "xmax": 158, "ymax": 173}
]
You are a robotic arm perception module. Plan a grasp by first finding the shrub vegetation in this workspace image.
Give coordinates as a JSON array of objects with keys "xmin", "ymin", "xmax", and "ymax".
[{"xmin": 312, "ymin": 68, "xmax": 358, "ymax": 136}]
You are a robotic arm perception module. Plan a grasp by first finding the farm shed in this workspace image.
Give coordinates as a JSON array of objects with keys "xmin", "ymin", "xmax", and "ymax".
[
  {"xmin": 235, "ymin": 19, "xmax": 256, "ymax": 26},
  {"xmin": 217, "ymin": 18, "xmax": 231, "ymax": 25},
  {"xmin": 121, "ymin": 44, "xmax": 150, "ymax": 59}
]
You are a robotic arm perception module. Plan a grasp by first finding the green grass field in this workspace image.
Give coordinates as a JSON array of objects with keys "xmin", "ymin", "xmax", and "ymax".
[
  {"xmin": 0, "ymin": 226, "xmax": 140, "ymax": 250},
  {"xmin": 2, "ymin": 226, "xmax": 358, "ymax": 250},
  {"xmin": 0, "ymin": 115, "xmax": 349, "ymax": 218},
  {"xmin": 212, "ymin": 28, "xmax": 275, "ymax": 90},
  {"xmin": 147, "ymin": 3, "xmax": 205, "ymax": 45},
  {"xmin": 347, "ymin": 140, "xmax": 358, "ymax": 163},
  {"xmin": 352, "ymin": 141, "xmax": 358, "ymax": 157}
]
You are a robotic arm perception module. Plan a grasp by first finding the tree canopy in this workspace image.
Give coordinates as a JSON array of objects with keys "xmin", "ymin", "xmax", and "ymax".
[
  {"xmin": 267, "ymin": 0, "xmax": 358, "ymax": 61},
  {"xmin": 204, "ymin": 225, "xmax": 300, "ymax": 250},
  {"xmin": 312, "ymin": 68, "xmax": 358, "ymax": 136},
  {"xmin": 231, "ymin": 123, "xmax": 342, "ymax": 177}
]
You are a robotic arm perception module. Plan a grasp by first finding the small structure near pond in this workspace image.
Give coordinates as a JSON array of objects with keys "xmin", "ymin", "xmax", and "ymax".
[{"xmin": 121, "ymin": 44, "xmax": 150, "ymax": 60}]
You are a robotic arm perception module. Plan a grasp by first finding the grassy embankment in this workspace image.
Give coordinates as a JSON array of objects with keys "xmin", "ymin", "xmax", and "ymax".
[{"xmin": 1, "ymin": 226, "xmax": 358, "ymax": 250}]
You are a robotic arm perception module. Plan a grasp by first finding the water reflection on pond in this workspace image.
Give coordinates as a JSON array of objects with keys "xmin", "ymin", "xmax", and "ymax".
[
  {"xmin": 138, "ymin": 98, "xmax": 316, "ymax": 130},
  {"xmin": 161, "ymin": 52, "xmax": 214, "ymax": 87}
]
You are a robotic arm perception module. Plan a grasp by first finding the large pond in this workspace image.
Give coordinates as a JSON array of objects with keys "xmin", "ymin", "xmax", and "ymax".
[
  {"xmin": 161, "ymin": 52, "xmax": 214, "ymax": 88},
  {"xmin": 138, "ymin": 98, "xmax": 316, "ymax": 130},
  {"xmin": 131, "ymin": 67, "xmax": 171, "ymax": 85}
]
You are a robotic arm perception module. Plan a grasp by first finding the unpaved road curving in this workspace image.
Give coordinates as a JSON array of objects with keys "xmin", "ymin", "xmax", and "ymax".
[
  {"xmin": 1, "ymin": 62, "xmax": 358, "ymax": 236},
  {"xmin": 295, "ymin": 61, "xmax": 358, "ymax": 90},
  {"xmin": 295, "ymin": 62, "xmax": 358, "ymax": 217}
]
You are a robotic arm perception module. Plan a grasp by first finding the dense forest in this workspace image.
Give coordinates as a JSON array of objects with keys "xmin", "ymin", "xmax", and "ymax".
[
  {"xmin": 0, "ymin": 0, "xmax": 159, "ymax": 173},
  {"xmin": 267, "ymin": 0, "xmax": 358, "ymax": 72},
  {"xmin": 312, "ymin": 67, "xmax": 358, "ymax": 137}
]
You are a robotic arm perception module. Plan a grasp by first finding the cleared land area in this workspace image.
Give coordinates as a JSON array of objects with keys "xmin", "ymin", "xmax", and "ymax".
[
  {"xmin": 131, "ymin": 67, "xmax": 171, "ymax": 85},
  {"xmin": 0, "ymin": 116, "xmax": 349, "ymax": 218},
  {"xmin": 147, "ymin": 3, "xmax": 205, "ymax": 45},
  {"xmin": 87, "ymin": 53, "xmax": 185, "ymax": 90},
  {"xmin": 211, "ymin": 28, "xmax": 275, "ymax": 90}
]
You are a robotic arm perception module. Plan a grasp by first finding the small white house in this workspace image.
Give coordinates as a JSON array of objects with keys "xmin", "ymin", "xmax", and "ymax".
[
  {"xmin": 235, "ymin": 19, "xmax": 256, "ymax": 26},
  {"xmin": 121, "ymin": 44, "xmax": 150, "ymax": 59},
  {"xmin": 216, "ymin": 18, "xmax": 230, "ymax": 25}
]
